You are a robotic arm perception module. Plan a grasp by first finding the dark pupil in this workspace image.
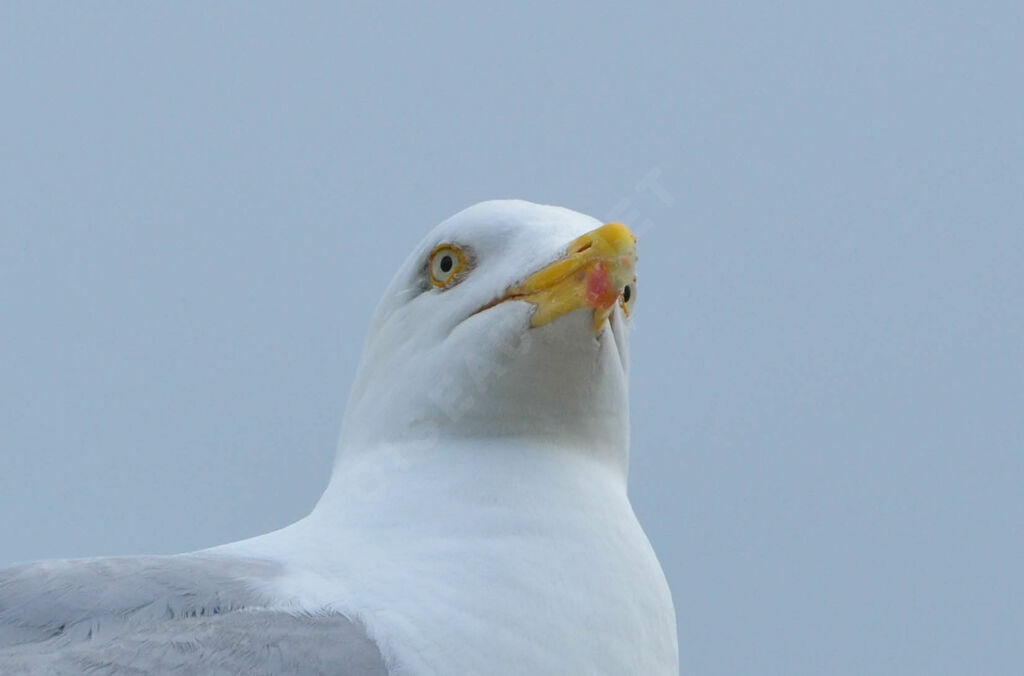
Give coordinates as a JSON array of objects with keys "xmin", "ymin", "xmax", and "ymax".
[
  {"xmin": 439, "ymin": 255, "xmax": 453, "ymax": 273},
  {"xmin": 623, "ymin": 285, "xmax": 632, "ymax": 303}
]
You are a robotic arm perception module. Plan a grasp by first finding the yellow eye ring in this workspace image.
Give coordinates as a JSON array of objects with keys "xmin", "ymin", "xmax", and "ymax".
[
  {"xmin": 619, "ymin": 278, "xmax": 637, "ymax": 316},
  {"xmin": 429, "ymin": 244, "xmax": 467, "ymax": 287}
]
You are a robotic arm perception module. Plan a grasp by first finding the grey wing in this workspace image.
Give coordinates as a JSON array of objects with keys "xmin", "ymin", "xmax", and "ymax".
[{"xmin": 0, "ymin": 554, "xmax": 388, "ymax": 675}]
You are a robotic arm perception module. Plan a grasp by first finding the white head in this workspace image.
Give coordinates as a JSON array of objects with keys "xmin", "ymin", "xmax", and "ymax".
[{"xmin": 334, "ymin": 200, "xmax": 638, "ymax": 475}]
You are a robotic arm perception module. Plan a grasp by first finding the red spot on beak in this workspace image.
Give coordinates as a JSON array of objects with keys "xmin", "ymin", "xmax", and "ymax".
[{"xmin": 585, "ymin": 262, "xmax": 619, "ymax": 309}]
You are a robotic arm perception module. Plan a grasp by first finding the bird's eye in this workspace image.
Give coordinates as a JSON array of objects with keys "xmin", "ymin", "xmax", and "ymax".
[
  {"xmin": 429, "ymin": 244, "xmax": 466, "ymax": 287},
  {"xmin": 620, "ymin": 279, "xmax": 637, "ymax": 316}
]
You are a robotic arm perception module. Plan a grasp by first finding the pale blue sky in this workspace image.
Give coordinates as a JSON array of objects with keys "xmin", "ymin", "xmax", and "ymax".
[{"xmin": 2, "ymin": 3, "xmax": 1022, "ymax": 674}]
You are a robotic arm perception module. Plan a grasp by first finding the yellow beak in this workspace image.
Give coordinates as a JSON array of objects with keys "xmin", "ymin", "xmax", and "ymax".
[{"xmin": 506, "ymin": 222, "xmax": 637, "ymax": 331}]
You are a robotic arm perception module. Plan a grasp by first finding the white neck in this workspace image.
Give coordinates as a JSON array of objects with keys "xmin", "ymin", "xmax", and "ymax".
[
  {"xmin": 261, "ymin": 438, "xmax": 674, "ymax": 675},
  {"xmin": 319, "ymin": 433, "xmax": 628, "ymax": 517}
]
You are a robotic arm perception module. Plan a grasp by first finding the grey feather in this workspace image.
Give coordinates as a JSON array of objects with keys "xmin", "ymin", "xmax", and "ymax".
[{"xmin": 0, "ymin": 555, "xmax": 388, "ymax": 675}]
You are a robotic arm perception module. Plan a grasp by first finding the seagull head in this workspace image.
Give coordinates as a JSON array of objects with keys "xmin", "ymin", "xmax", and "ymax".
[{"xmin": 336, "ymin": 200, "xmax": 637, "ymax": 469}]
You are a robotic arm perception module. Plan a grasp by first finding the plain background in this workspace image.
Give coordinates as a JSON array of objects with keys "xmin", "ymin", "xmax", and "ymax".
[{"xmin": 2, "ymin": 3, "xmax": 1022, "ymax": 674}]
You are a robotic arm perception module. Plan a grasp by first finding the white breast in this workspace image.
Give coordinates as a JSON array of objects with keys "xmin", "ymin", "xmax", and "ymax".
[{"xmin": 221, "ymin": 440, "xmax": 678, "ymax": 675}]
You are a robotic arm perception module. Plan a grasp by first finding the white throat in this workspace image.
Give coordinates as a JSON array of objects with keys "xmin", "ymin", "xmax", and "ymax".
[
  {"xmin": 295, "ymin": 434, "xmax": 675, "ymax": 675},
  {"xmin": 220, "ymin": 201, "xmax": 677, "ymax": 674}
]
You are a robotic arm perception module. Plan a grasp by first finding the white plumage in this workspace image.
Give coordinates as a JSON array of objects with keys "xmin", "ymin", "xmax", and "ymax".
[{"xmin": 1, "ymin": 200, "xmax": 677, "ymax": 674}]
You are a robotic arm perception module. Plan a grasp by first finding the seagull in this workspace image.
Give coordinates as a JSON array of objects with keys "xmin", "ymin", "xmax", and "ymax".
[{"xmin": 0, "ymin": 200, "xmax": 678, "ymax": 674}]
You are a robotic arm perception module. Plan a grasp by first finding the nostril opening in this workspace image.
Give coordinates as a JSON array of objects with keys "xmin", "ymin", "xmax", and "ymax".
[{"xmin": 576, "ymin": 242, "xmax": 592, "ymax": 253}]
